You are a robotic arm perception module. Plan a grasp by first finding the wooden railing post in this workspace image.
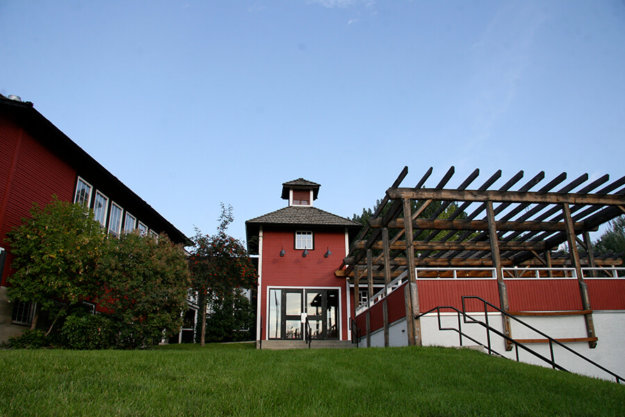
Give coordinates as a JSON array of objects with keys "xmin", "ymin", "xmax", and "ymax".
[{"xmin": 563, "ymin": 203, "xmax": 597, "ymax": 348}]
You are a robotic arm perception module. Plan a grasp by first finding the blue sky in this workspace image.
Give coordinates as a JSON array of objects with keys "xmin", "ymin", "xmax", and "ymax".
[{"xmin": 1, "ymin": 0, "xmax": 624, "ymax": 242}]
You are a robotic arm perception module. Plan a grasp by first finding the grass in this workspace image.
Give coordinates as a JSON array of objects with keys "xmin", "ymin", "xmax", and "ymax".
[{"xmin": 1, "ymin": 343, "xmax": 624, "ymax": 416}]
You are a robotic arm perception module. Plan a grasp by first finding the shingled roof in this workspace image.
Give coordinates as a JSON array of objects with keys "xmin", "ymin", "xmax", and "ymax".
[
  {"xmin": 247, "ymin": 206, "xmax": 359, "ymax": 227},
  {"xmin": 281, "ymin": 178, "xmax": 321, "ymax": 200}
]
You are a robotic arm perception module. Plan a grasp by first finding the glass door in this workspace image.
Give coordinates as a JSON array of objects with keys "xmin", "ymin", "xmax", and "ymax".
[
  {"xmin": 305, "ymin": 289, "xmax": 339, "ymax": 340},
  {"xmin": 283, "ymin": 290, "xmax": 303, "ymax": 340}
]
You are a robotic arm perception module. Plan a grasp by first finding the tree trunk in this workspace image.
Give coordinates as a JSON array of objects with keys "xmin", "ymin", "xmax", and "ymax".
[
  {"xmin": 200, "ymin": 291, "xmax": 207, "ymax": 346},
  {"xmin": 30, "ymin": 304, "xmax": 39, "ymax": 330}
]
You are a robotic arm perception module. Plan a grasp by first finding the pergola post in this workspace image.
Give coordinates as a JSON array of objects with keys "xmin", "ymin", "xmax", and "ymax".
[
  {"xmin": 563, "ymin": 203, "xmax": 597, "ymax": 348},
  {"xmin": 486, "ymin": 201, "xmax": 512, "ymax": 350},
  {"xmin": 382, "ymin": 228, "xmax": 391, "ymax": 347},
  {"xmin": 403, "ymin": 198, "xmax": 421, "ymax": 346},
  {"xmin": 366, "ymin": 250, "xmax": 374, "ymax": 347}
]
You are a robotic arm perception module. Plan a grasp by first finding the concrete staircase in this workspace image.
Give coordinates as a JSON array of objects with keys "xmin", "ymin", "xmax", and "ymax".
[{"xmin": 259, "ymin": 339, "xmax": 355, "ymax": 350}]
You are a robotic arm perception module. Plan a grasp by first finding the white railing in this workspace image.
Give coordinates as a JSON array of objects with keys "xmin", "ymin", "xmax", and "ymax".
[
  {"xmin": 582, "ymin": 267, "xmax": 625, "ymax": 279},
  {"xmin": 355, "ymin": 272, "xmax": 408, "ymax": 316},
  {"xmin": 416, "ymin": 267, "xmax": 497, "ymax": 280},
  {"xmin": 502, "ymin": 267, "xmax": 577, "ymax": 279}
]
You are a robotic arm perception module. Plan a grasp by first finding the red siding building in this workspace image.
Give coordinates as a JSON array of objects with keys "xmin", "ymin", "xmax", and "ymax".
[
  {"xmin": 0, "ymin": 94, "xmax": 190, "ymax": 342},
  {"xmin": 246, "ymin": 179, "xmax": 360, "ymax": 347}
]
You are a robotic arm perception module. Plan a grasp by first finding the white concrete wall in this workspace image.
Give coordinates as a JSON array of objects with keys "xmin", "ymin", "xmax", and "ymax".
[{"xmin": 358, "ymin": 310, "xmax": 625, "ymax": 382}]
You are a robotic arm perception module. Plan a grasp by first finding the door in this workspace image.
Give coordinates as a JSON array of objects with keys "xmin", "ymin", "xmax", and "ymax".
[{"xmin": 268, "ymin": 288, "xmax": 339, "ymax": 340}]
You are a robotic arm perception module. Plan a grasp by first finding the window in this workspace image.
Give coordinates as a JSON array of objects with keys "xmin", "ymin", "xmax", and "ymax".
[
  {"xmin": 124, "ymin": 212, "xmax": 137, "ymax": 233},
  {"xmin": 149, "ymin": 229, "xmax": 159, "ymax": 240},
  {"xmin": 74, "ymin": 177, "xmax": 92, "ymax": 207},
  {"xmin": 137, "ymin": 222, "xmax": 148, "ymax": 236},
  {"xmin": 108, "ymin": 202, "xmax": 123, "ymax": 236},
  {"xmin": 295, "ymin": 231, "xmax": 313, "ymax": 250},
  {"xmin": 11, "ymin": 300, "xmax": 36, "ymax": 326},
  {"xmin": 93, "ymin": 191, "xmax": 109, "ymax": 227}
]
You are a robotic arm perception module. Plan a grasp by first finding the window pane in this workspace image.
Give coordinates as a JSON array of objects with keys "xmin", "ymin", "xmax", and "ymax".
[
  {"xmin": 307, "ymin": 291, "xmax": 323, "ymax": 316},
  {"xmin": 295, "ymin": 231, "xmax": 313, "ymax": 250},
  {"xmin": 285, "ymin": 320, "xmax": 301, "ymax": 339},
  {"xmin": 74, "ymin": 178, "xmax": 92, "ymax": 207},
  {"xmin": 285, "ymin": 292, "xmax": 301, "ymax": 315},
  {"xmin": 326, "ymin": 290, "xmax": 338, "ymax": 339},
  {"xmin": 268, "ymin": 289, "xmax": 282, "ymax": 339},
  {"xmin": 124, "ymin": 212, "xmax": 136, "ymax": 233},
  {"xmin": 137, "ymin": 222, "xmax": 148, "ymax": 236},
  {"xmin": 108, "ymin": 203, "xmax": 123, "ymax": 236},
  {"xmin": 93, "ymin": 191, "xmax": 109, "ymax": 227}
]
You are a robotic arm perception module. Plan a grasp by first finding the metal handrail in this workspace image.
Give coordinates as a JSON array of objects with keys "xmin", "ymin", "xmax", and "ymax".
[
  {"xmin": 305, "ymin": 317, "xmax": 312, "ymax": 349},
  {"xmin": 350, "ymin": 317, "xmax": 360, "ymax": 348},
  {"xmin": 417, "ymin": 297, "xmax": 623, "ymax": 384}
]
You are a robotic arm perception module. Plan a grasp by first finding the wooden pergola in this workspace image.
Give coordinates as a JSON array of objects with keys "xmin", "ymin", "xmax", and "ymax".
[{"xmin": 339, "ymin": 167, "xmax": 625, "ymax": 348}]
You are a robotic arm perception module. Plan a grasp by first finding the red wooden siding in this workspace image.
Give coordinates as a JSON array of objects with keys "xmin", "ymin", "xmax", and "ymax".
[
  {"xmin": 506, "ymin": 279, "xmax": 583, "ymax": 311},
  {"xmin": 586, "ymin": 280, "xmax": 625, "ymax": 310},
  {"xmin": 260, "ymin": 227, "xmax": 348, "ymax": 340},
  {"xmin": 418, "ymin": 279, "xmax": 500, "ymax": 312},
  {"xmin": 1, "ymin": 116, "xmax": 76, "ymax": 285}
]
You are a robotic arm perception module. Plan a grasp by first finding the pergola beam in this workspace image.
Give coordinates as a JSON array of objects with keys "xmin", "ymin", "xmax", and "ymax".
[{"xmin": 386, "ymin": 188, "xmax": 625, "ymax": 206}]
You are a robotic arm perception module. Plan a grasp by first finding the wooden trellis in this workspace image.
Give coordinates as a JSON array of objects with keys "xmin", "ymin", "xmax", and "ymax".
[{"xmin": 339, "ymin": 167, "xmax": 625, "ymax": 348}]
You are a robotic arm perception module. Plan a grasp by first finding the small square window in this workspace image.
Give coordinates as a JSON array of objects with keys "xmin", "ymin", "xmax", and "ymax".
[{"xmin": 295, "ymin": 231, "xmax": 313, "ymax": 250}]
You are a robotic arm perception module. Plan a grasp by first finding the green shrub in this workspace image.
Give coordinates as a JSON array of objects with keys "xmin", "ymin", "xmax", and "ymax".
[
  {"xmin": 7, "ymin": 329, "xmax": 49, "ymax": 349},
  {"xmin": 61, "ymin": 314, "xmax": 114, "ymax": 349}
]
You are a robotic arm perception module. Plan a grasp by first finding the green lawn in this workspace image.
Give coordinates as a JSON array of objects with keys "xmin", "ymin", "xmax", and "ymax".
[{"xmin": 1, "ymin": 343, "xmax": 623, "ymax": 416}]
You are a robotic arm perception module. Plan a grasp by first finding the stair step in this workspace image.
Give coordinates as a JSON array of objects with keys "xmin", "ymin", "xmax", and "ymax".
[{"xmin": 260, "ymin": 340, "xmax": 355, "ymax": 350}]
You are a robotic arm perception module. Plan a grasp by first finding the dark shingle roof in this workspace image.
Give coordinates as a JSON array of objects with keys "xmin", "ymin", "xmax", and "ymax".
[
  {"xmin": 281, "ymin": 178, "xmax": 321, "ymax": 199},
  {"xmin": 247, "ymin": 206, "xmax": 359, "ymax": 227}
]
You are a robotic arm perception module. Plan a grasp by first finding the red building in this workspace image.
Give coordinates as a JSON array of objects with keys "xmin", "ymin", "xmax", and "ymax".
[
  {"xmin": 0, "ymin": 94, "xmax": 190, "ymax": 342},
  {"xmin": 246, "ymin": 179, "xmax": 360, "ymax": 347}
]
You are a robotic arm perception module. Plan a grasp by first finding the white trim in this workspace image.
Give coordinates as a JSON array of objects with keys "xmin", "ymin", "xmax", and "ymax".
[
  {"xmin": 289, "ymin": 189, "xmax": 293, "ymax": 207},
  {"xmin": 265, "ymin": 285, "xmax": 343, "ymax": 341},
  {"xmin": 345, "ymin": 229, "xmax": 349, "ymax": 257},
  {"xmin": 256, "ymin": 227, "xmax": 263, "ymax": 342},
  {"xmin": 346, "ymin": 278, "xmax": 351, "ymax": 340},
  {"xmin": 309, "ymin": 189, "xmax": 314, "ymax": 207},
  {"xmin": 73, "ymin": 176, "xmax": 93, "ymax": 207}
]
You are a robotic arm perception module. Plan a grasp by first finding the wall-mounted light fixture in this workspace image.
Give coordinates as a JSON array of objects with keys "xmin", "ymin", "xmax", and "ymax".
[
  {"xmin": 302, "ymin": 248, "xmax": 309, "ymax": 257},
  {"xmin": 280, "ymin": 248, "xmax": 286, "ymax": 257},
  {"xmin": 324, "ymin": 248, "xmax": 331, "ymax": 258}
]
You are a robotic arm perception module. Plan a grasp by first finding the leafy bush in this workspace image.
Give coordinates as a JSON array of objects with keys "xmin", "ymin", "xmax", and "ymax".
[
  {"xmin": 7, "ymin": 329, "xmax": 49, "ymax": 349},
  {"xmin": 61, "ymin": 314, "xmax": 115, "ymax": 349}
]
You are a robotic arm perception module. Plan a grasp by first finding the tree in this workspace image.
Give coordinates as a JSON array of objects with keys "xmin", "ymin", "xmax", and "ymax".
[
  {"xmin": 8, "ymin": 199, "xmax": 191, "ymax": 348},
  {"xmin": 7, "ymin": 198, "xmax": 105, "ymax": 331},
  {"xmin": 595, "ymin": 216, "xmax": 625, "ymax": 261},
  {"xmin": 96, "ymin": 232, "xmax": 190, "ymax": 348},
  {"xmin": 189, "ymin": 204, "xmax": 257, "ymax": 345}
]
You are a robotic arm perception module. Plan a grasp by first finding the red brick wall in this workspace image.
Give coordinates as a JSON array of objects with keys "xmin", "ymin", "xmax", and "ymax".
[{"xmin": 0, "ymin": 116, "xmax": 76, "ymax": 285}]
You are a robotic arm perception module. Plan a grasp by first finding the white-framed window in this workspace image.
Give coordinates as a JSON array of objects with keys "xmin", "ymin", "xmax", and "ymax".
[
  {"xmin": 93, "ymin": 191, "xmax": 109, "ymax": 227},
  {"xmin": 295, "ymin": 231, "xmax": 313, "ymax": 250},
  {"xmin": 137, "ymin": 221, "xmax": 148, "ymax": 236},
  {"xmin": 149, "ymin": 229, "xmax": 159, "ymax": 240},
  {"xmin": 74, "ymin": 177, "xmax": 92, "ymax": 207},
  {"xmin": 108, "ymin": 202, "xmax": 123, "ymax": 237},
  {"xmin": 124, "ymin": 212, "xmax": 137, "ymax": 233}
]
